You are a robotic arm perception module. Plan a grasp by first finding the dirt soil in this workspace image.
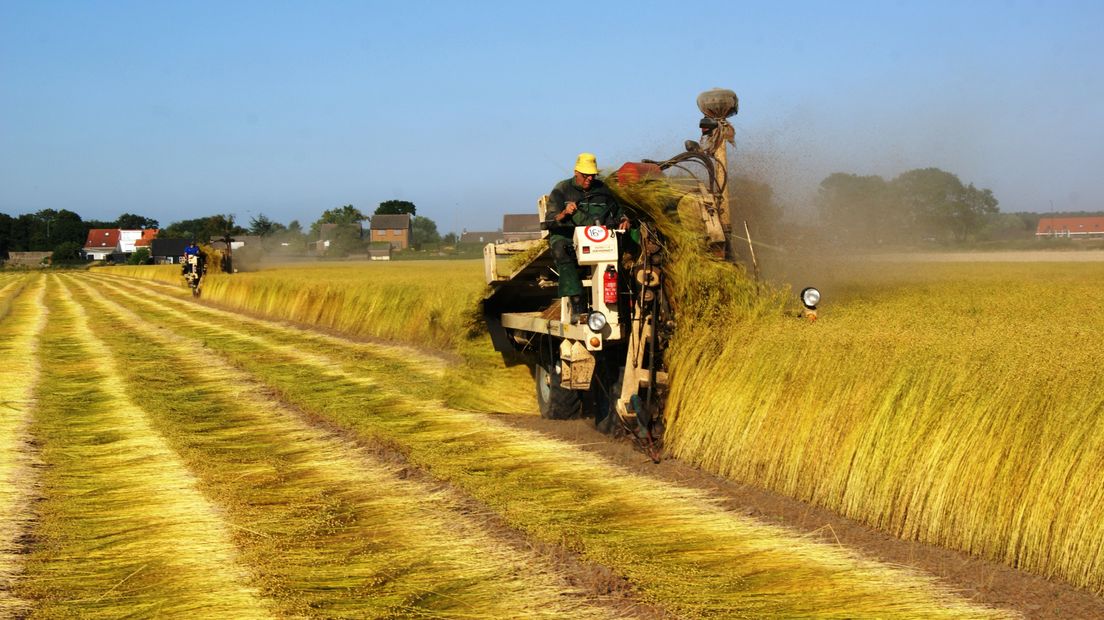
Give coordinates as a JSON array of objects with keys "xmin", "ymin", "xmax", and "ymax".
[
  {"xmin": 498, "ymin": 416, "xmax": 1104, "ymax": 620},
  {"xmin": 869, "ymin": 250, "xmax": 1104, "ymax": 262}
]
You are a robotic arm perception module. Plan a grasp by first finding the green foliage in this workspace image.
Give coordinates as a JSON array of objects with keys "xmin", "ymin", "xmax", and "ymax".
[
  {"xmin": 0, "ymin": 213, "xmax": 12, "ymax": 256},
  {"xmin": 441, "ymin": 232, "xmax": 458, "ymax": 246},
  {"xmin": 891, "ymin": 168, "xmax": 998, "ymax": 242},
  {"xmin": 247, "ymin": 213, "xmax": 286, "ymax": 237},
  {"xmin": 310, "ymin": 205, "xmax": 366, "ymax": 238},
  {"xmin": 127, "ymin": 248, "xmax": 151, "ymax": 265},
  {"xmin": 161, "ymin": 215, "xmax": 247, "ymax": 243},
  {"xmin": 375, "ymin": 200, "xmax": 416, "ymax": 216},
  {"xmin": 816, "ymin": 173, "xmax": 896, "ymax": 244},
  {"xmin": 324, "ymin": 225, "xmax": 365, "ymax": 257},
  {"xmin": 411, "ymin": 216, "xmax": 440, "ymax": 250},
  {"xmin": 0, "ymin": 209, "xmax": 88, "ymax": 252},
  {"xmin": 816, "ymin": 167, "xmax": 1000, "ymax": 245},
  {"xmin": 115, "ymin": 213, "xmax": 159, "ymax": 229},
  {"xmin": 51, "ymin": 241, "xmax": 84, "ymax": 264}
]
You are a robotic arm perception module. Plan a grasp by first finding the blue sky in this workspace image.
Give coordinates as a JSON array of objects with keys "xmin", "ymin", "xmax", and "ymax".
[{"xmin": 1, "ymin": 0, "xmax": 1101, "ymax": 232}]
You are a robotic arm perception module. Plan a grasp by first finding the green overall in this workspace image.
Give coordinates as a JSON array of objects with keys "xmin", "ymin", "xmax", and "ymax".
[{"xmin": 545, "ymin": 177, "xmax": 623, "ymax": 298}]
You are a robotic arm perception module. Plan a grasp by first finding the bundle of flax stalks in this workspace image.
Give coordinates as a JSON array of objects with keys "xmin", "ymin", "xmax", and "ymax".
[{"xmin": 610, "ymin": 173, "xmax": 788, "ymax": 419}]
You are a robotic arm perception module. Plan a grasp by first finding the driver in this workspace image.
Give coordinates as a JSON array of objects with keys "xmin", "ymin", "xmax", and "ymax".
[{"xmin": 545, "ymin": 153, "xmax": 629, "ymax": 321}]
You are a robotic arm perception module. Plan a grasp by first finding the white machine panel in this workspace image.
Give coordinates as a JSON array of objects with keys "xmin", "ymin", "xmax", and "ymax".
[{"xmin": 573, "ymin": 226, "xmax": 618, "ymax": 265}]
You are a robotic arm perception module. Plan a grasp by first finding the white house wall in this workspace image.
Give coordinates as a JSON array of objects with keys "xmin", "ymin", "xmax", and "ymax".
[{"xmin": 119, "ymin": 230, "xmax": 144, "ymax": 253}]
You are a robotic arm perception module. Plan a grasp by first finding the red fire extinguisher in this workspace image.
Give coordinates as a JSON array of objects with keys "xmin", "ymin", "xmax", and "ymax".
[{"xmin": 603, "ymin": 265, "xmax": 618, "ymax": 304}]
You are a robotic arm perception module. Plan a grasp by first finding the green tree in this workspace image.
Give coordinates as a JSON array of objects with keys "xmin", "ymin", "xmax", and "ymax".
[
  {"xmin": 161, "ymin": 214, "xmax": 247, "ymax": 243},
  {"xmin": 889, "ymin": 168, "xmax": 998, "ymax": 242},
  {"xmin": 115, "ymin": 213, "xmax": 159, "ymax": 229},
  {"xmin": 326, "ymin": 225, "xmax": 365, "ymax": 257},
  {"xmin": 0, "ymin": 212, "xmax": 12, "ymax": 257},
  {"xmin": 441, "ymin": 231, "xmax": 458, "ymax": 246},
  {"xmin": 10, "ymin": 214, "xmax": 35, "ymax": 251},
  {"xmin": 160, "ymin": 217, "xmax": 210, "ymax": 240},
  {"xmin": 951, "ymin": 184, "xmax": 999, "ymax": 242},
  {"xmin": 375, "ymin": 200, "xmax": 416, "ymax": 216},
  {"xmin": 249, "ymin": 213, "xmax": 286, "ymax": 236},
  {"xmin": 47, "ymin": 209, "xmax": 87, "ymax": 247},
  {"xmin": 310, "ymin": 205, "xmax": 366, "ymax": 238},
  {"xmin": 127, "ymin": 247, "xmax": 151, "ymax": 265},
  {"xmin": 411, "ymin": 216, "xmax": 440, "ymax": 250},
  {"xmin": 51, "ymin": 241, "xmax": 84, "ymax": 264},
  {"xmin": 815, "ymin": 173, "xmax": 896, "ymax": 245},
  {"xmin": 25, "ymin": 209, "xmax": 83, "ymax": 250}
]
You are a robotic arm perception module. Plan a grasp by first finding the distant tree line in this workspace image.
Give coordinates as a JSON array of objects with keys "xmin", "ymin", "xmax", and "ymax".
[
  {"xmin": 1, "ymin": 199, "xmax": 451, "ymax": 261},
  {"xmin": 0, "ymin": 209, "xmax": 159, "ymax": 258},
  {"xmin": 815, "ymin": 167, "xmax": 999, "ymax": 245}
]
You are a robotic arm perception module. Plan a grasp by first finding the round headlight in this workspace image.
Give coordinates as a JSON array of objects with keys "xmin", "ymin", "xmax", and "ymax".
[
  {"xmin": 800, "ymin": 287, "xmax": 821, "ymax": 309},
  {"xmin": 587, "ymin": 311, "xmax": 607, "ymax": 332}
]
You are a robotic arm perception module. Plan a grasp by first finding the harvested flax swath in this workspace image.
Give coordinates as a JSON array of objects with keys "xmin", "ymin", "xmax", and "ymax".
[
  {"xmin": 0, "ymin": 276, "xmax": 45, "ymax": 617},
  {"xmin": 66, "ymin": 274, "xmax": 612, "ymax": 619},
  {"xmin": 15, "ymin": 276, "xmax": 271, "ymax": 618}
]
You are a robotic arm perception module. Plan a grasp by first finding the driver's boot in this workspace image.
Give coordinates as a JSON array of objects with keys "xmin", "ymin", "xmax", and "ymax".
[{"xmin": 570, "ymin": 295, "xmax": 588, "ymax": 324}]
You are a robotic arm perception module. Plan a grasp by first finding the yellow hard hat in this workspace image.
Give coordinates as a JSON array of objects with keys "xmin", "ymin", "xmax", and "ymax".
[{"xmin": 574, "ymin": 152, "xmax": 599, "ymax": 175}]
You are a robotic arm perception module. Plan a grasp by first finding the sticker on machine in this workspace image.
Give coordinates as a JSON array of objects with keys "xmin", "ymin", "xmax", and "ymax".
[{"xmin": 584, "ymin": 225, "xmax": 609, "ymax": 242}]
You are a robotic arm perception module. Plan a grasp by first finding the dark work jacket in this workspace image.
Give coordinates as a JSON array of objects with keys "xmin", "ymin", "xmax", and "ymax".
[{"xmin": 545, "ymin": 177, "xmax": 622, "ymax": 239}]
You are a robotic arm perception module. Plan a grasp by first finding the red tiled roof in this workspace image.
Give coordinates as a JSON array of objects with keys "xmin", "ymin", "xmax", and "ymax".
[
  {"xmin": 134, "ymin": 229, "xmax": 159, "ymax": 247},
  {"xmin": 1036, "ymin": 217, "xmax": 1104, "ymax": 235},
  {"xmin": 84, "ymin": 229, "xmax": 121, "ymax": 249}
]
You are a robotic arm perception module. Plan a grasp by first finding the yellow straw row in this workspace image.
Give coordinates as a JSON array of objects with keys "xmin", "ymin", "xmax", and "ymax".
[
  {"xmin": 0, "ymin": 275, "xmax": 45, "ymax": 618},
  {"xmin": 14, "ymin": 275, "xmax": 270, "ymax": 618},
  {"xmin": 62, "ymin": 273, "xmax": 613, "ymax": 618}
]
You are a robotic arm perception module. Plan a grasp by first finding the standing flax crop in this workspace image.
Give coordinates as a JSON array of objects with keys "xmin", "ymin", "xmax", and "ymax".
[{"xmin": 664, "ymin": 260, "xmax": 1104, "ymax": 594}]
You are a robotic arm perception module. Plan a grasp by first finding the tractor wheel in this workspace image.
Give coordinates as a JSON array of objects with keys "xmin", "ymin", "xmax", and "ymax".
[{"xmin": 535, "ymin": 358, "xmax": 580, "ymax": 419}]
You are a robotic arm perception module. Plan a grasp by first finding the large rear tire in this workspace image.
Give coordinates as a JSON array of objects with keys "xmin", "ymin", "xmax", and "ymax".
[{"xmin": 535, "ymin": 357, "xmax": 580, "ymax": 419}]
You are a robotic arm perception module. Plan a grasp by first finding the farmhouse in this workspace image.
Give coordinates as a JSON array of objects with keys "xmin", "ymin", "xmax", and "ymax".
[
  {"xmin": 370, "ymin": 214, "xmax": 412, "ymax": 250},
  {"xmin": 119, "ymin": 229, "xmax": 157, "ymax": 253},
  {"xmin": 132, "ymin": 229, "xmax": 158, "ymax": 252},
  {"xmin": 83, "ymin": 229, "xmax": 122, "ymax": 260},
  {"xmin": 459, "ymin": 230, "xmax": 501, "ymax": 245},
  {"xmin": 502, "ymin": 214, "xmax": 542, "ymax": 242},
  {"xmin": 1035, "ymin": 216, "xmax": 1104, "ymax": 239}
]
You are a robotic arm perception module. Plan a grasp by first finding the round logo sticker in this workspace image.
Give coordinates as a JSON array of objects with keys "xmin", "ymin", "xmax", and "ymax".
[{"xmin": 584, "ymin": 226, "xmax": 609, "ymax": 242}]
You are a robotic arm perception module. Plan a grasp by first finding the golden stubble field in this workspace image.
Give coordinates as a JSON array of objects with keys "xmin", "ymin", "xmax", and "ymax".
[{"xmin": 1, "ymin": 253, "xmax": 1101, "ymax": 617}]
